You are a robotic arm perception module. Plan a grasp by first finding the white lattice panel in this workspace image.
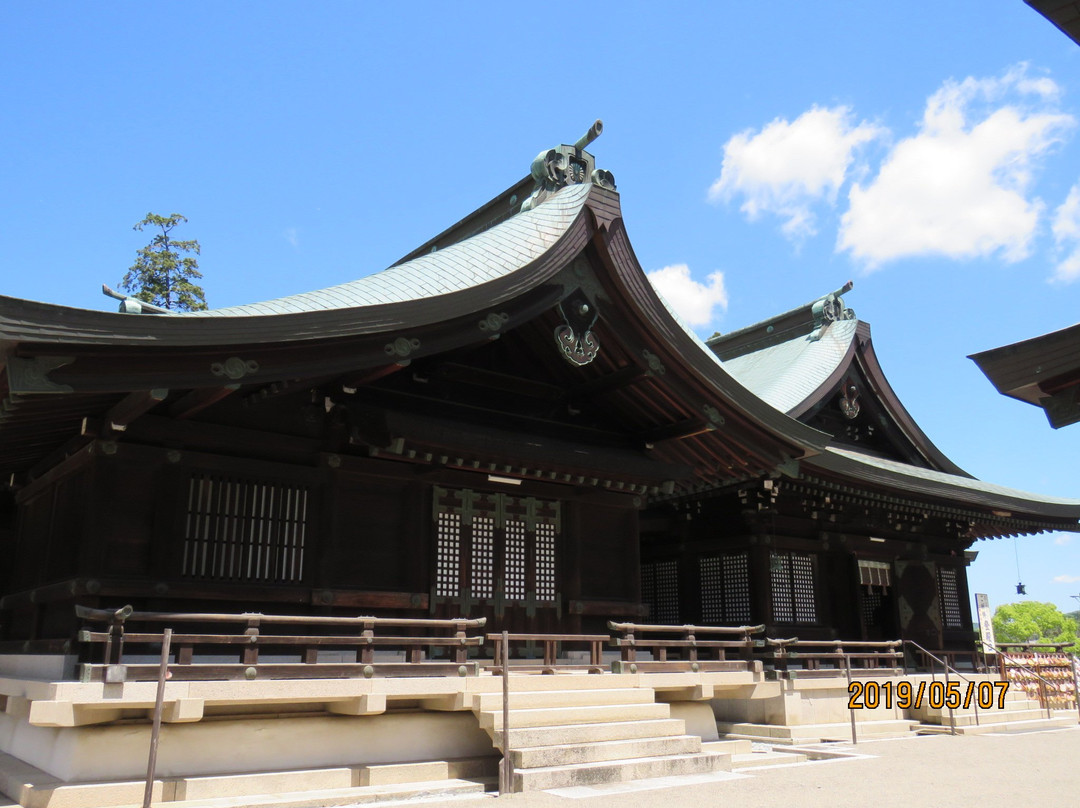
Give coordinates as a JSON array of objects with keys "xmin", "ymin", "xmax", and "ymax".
[{"xmin": 435, "ymin": 511, "xmax": 461, "ymax": 597}]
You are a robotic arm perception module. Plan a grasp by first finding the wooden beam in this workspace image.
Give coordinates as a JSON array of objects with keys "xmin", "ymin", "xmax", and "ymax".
[
  {"xmin": 339, "ymin": 363, "xmax": 409, "ymax": 391},
  {"xmin": 169, "ymin": 386, "xmax": 239, "ymax": 420},
  {"xmin": 565, "ymin": 365, "xmax": 645, "ymax": 402},
  {"xmin": 433, "ymin": 362, "xmax": 564, "ymax": 400},
  {"xmin": 120, "ymin": 414, "xmax": 324, "ymax": 463},
  {"xmin": 26, "ymin": 434, "xmax": 94, "ymax": 481},
  {"xmin": 355, "ymin": 386, "xmax": 636, "ymax": 448},
  {"xmin": 640, "ymin": 419, "xmax": 715, "ymax": 444},
  {"xmin": 104, "ymin": 389, "xmax": 169, "ymax": 432}
]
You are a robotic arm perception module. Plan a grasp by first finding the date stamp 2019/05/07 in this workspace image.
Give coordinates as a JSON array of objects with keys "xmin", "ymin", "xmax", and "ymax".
[{"xmin": 848, "ymin": 680, "xmax": 1009, "ymax": 710}]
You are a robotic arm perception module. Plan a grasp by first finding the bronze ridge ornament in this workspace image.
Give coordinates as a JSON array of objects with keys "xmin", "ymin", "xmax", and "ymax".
[
  {"xmin": 555, "ymin": 294, "xmax": 600, "ymax": 366},
  {"xmin": 521, "ymin": 119, "xmax": 616, "ymax": 212}
]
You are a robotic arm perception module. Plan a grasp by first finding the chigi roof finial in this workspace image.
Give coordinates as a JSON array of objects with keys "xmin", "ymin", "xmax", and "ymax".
[{"xmin": 521, "ymin": 119, "xmax": 617, "ymax": 212}]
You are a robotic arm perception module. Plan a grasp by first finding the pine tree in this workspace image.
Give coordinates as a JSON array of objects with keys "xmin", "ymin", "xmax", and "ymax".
[{"xmin": 120, "ymin": 213, "xmax": 207, "ymax": 311}]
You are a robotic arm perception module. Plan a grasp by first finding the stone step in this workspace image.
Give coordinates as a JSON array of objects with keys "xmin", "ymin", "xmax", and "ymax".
[
  {"xmin": 493, "ymin": 718, "xmax": 688, "ymax": 749},
  {"xmin": 473, "ymin": 687, "xmax": 655, "ymax": 711},
  {"xmin": 480, "ymin": 701, "xmax": 669, "ymax": 730},
  {"xmin": 137, "ymin": 779, "xmax": 486, "ymax": 808},
  {"xmin": 717, "ymin": 719, "xmax": 920, "ymax": 745},
  {"xmin": 920, "ymin": 707, "xmax": 1051, "ymax": 727},
  {"xmin": 913, "ymin": 697, "xmax": 1044, "ymax": 720},
  {"xmin": 701, "ymin": 739, "xmax": 754, "ymax": 756},
  {"xmin": 511, "ymin": 734, "xmax": 703, "ymax": 768},
  {"xmin": 731, "ymin": 750, "xmax": 808, "ymax": 770},
  {"xmin": 918, "ymin": 714, "xmax": 1078, "ymax": 736},
  {"xmin": 512, "ymin": 751, "xmax": 729, "ymax": 792}
]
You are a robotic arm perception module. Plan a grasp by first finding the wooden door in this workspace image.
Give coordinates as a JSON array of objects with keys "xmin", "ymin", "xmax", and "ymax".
[{"xmin": 430, "ymin": 486, "xmax": 562, "ymax": 656}]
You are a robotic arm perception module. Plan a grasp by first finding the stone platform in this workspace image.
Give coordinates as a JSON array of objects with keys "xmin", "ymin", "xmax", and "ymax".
[{"xmin": 0, "ymin": 657, "xmax": 1074, "ymax": 805}]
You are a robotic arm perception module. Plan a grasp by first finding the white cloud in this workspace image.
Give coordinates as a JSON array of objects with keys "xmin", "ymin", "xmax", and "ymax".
[
  {"xmin": 838, "ymin": 65, "xmax": 1073, "ymax": 268},
  {"xmin": 1053, "ymin": 574, "xmax": 1080, "ymax": 583},
  {"xmin": 283, "ymin": 227, "xmax": 300, "ymax": 248},
  {"xmin": 1055, "ymin": 534, "xmax": 1074, "ymax": 546},
  {"xmin": 1051, "ymin": 184, "xmax": 1080, "ymax": 282},
  {"xmin": 709, "ymin": 106, "xmax": 884, "ymax": 239},
  {"xmin": 646, "ymin": 264, "xmax": 728, "ymax": 327}
]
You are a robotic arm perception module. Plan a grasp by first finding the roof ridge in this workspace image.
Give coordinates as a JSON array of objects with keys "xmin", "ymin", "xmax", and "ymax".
[{"xmin": 708, "ymin": 281, "xmax": 854, "ymax": 360}]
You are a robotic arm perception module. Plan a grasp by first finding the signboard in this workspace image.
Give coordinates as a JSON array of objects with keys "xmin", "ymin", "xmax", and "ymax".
[{"xmin": 975, "ymin": 593, "xmax": 996, "ymax": 654}]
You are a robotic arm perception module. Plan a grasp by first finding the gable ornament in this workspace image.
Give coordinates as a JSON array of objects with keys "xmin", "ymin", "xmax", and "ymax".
[{"xmin": 554, "ymin": 293, "xmax": 600, "ymax": 367}]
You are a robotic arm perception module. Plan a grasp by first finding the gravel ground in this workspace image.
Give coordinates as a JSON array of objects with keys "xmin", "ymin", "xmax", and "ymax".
[{"xmin": 406, "ymin": 726, "xmax": 1080, "ymax": 808}]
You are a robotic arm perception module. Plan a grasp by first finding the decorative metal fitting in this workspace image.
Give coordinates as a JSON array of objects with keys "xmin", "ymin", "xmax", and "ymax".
[
  {"xmin": 211, "ymin": 357, "xmax": 260, "ymax": 380},
  {"xmin": 554, "ymin": 294, "xmax": 600, "ymax": 366}
]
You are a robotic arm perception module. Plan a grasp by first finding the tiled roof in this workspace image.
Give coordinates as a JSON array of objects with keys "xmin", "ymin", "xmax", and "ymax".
[
  {"xmin": 722, "ymin": 319, "xmax": 858, "ymax": 414},
  {"xmin": 183, "ymin": 183, "xmax": 592, "ymax": 318},
  {"xmin": 812, "ymin": 446, "xmax": 1080, "ymax": 513}
]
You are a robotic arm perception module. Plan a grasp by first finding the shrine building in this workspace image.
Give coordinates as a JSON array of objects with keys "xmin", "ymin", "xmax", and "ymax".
[{"xmin": 2, "ymin": 123, "xmax": 1078, "ymax": 665}]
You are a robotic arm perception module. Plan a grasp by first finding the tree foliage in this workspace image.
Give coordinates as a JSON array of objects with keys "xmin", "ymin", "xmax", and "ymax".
[
  {"xmin": 120, "ymin": 213, "xmax": 207, "ymax": 311},
  {"xmin": 991, "ymin": 601, "xmax": 1079, "ymax": 652}
]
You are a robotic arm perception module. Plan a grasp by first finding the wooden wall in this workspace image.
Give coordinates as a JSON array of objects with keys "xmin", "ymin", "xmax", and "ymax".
[{"xmin": 1, "ymin": 441, "xmax": 643, "ymax": 642}]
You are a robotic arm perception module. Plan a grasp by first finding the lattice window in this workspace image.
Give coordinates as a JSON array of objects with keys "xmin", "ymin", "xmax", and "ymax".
[
  {"xmin": 641, "ymin": 562, "xmax": 655, "ymax": 614},
  {"xmin": 700, "ymin": 556, "xmax": 724, "ymax": 623},
  {"xmin": 938, "ymin": 567, "xmax": 964, "ymax": 629},
  {"xmin": 182, "ymin": 473, "xmax": 308, "ymax": 583},
  {"xmin": 535, "ymin": 521, "xmax": 557, "ymax": 602},
  {"xmin": 642, "ymin": 560, "xmax": 680, "ymax": 624},
  {"xmin": 470, "ymin": 515, "xmax": 495, "ymax": 599},
  {"xmin": 700, "ymin": 553, "xmax": 751, "ymax": 624},
  {"xmin": 771, "ymin": 553, "xmax": 793, "ymax": 623},
  {"xmin": 435, "ymin": 511, "xmax": 461, "ymax": 597},
  {"xmin": 861, "ymin": 586, "xmax": 885, "ymax": 628},
  {"xmin": 771, "ymin": 551, "xmax": 817, "ymax": 624},
  {"xmin": 654, "ymin": 560, "xmax": 679, "ymax": 624},
  {"xmin": 723, "ymin": 553, "xmax": 751, "ymax": 623},
  {"xmin": 432, "ymin": 487, "xmax": 559, "ymax": 605},
  {"xmin": 505, "ymin": 519, "xmax": 527, "ymax": 600},
  {"xmin": 792, "ymin": 554, "xmax": 816, "ymax": 622}
]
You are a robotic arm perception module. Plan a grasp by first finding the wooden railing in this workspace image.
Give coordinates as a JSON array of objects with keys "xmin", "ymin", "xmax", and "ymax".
[
  {"xmin": 762, "ymin": 638, "xmax": 903, "ymax": 678},
  {"xmin": 75, "ymin": 606, "xmax": 486, "ymax": 682},
  {"xmin": 486, "ymin": 633, "xmax": 609, "ymax": 674},
  {"xmin": 909, "ymin": 647, "xmax": 982, "ymax": 672},
  {"xmin": 606, "ymin": 621, "xmax": 764, "ymax": 673},
  {"xmin": 71, "ymin": 607, "xmax": 955, "ymax": 684}
]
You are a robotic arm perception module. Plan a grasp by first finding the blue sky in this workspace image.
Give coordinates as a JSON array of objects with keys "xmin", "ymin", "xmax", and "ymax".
[{"xmin": 2, "ymin": 1, "xmax": 1079, "ymax": 617}]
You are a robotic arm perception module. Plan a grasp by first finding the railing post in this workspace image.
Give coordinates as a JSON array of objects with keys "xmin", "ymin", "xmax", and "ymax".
[
  {"xmin": 142, "ymin": 628, "xmax": 172, "ymax": 808},
  {"xmin": 1072, "ymin": 656, "xmax": 1080, "ymax": 722},
  {"xmin": 944, "ymin": 663, "xmax": 956, "ymax": 735},
  {"xmin": 360, "ymin": 621, "xmax": 375, "ymax": 665},
  {"xmin": 500, "ymin": 630, "xmax": 512, "ymax": 796},
  {"xmin": 843, "ymin": 652, "xmax": 857, "ymax": 745},
  {"xmin": 454, "ymin": 623, "xmax": 467, "ymax": 665},
  {"xmin": 242, "ymin": 617, "xmax": 260, "ymax": 666},
  {"xmin": 104, "ymin": 605, "xmax": 133, "ymax": 665},
  {"xmin": 1037, "ymin": 666, "xmax": 1050, "ymax": 719}
]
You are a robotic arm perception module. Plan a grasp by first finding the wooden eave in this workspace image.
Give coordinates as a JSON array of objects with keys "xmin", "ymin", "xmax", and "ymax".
[
  {"xmin": 783, "ymin": 472, "xmax": 1075, "ymax": 541},
  {"xmin": 1026, "ymin": 0, "xmax": 1080, "ymax": 47},
  {"xmin": 581, "ymin": 207, "xmax": 831, "ymax": 486},
  {"xmin": 969, "ymin": 321, "xmax": 1080, "ymax": 405},
  {"xmin": 803, "ymin": 448, "xmax": 1080, "ymax": 535},
  {"xmin": 0, "ymin": 182, "xmax": 830, "ymax": 487}
]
